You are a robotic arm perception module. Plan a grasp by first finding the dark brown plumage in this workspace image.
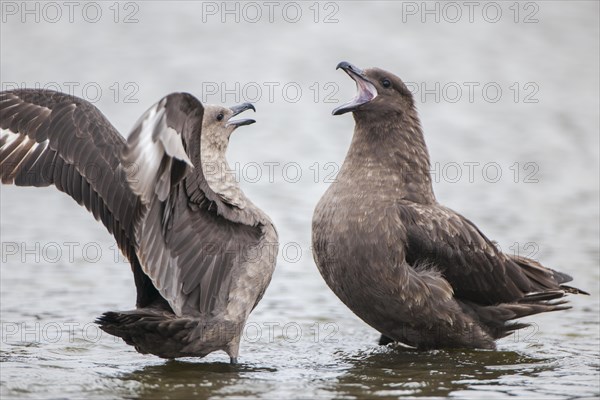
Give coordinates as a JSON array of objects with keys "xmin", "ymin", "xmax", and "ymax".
[
  {"xmin": 0, "ymin": 89, "xmax": 278, "ymax": 363},
  {"xmin": 312, "ymin": 62, "xmax": 587, "ymax": 350}
]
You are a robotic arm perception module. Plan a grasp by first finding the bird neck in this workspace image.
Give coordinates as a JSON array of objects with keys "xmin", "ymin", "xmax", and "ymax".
[
  {"xmin": 342, "ymin": 111, "xmax": 436, "ymax": 204},
  {"xmin": 199, "ymin": 137, "xmax": 247, "ymax": 209}
]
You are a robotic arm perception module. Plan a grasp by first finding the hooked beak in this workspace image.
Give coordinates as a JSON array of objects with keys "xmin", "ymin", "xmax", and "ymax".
[
  {"xmin": 227, "ymin": 102, "xmax": 256, "ymax": 127},
  {"xmin": 332, "ymin": 61, "xmax": 378, "ymax": 116}
]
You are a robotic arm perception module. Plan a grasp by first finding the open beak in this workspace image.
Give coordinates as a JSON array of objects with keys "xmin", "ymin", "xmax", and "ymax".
[
  {"xmin": 332, "ymin": 61, "xmax": 378, "ymax": 116},
  {"xmin": 227, "ymin": 102, "xmax": 256, "ymax": 127}
]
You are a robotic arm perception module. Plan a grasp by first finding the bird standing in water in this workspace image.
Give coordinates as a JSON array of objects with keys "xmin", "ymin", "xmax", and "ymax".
[
  {"xmin": 0, "ymin": 89, "xmax": 278, "ymax": 363},
  {"xmin": 312, "ymin": 62, "xmax": 587, "ymax": 350}
]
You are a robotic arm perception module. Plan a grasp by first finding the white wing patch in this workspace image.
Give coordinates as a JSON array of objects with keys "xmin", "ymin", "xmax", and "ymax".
[
  {"xmin": 123, "ymin": 99, "xmax": 193, "ymax": 204},
  {"xmin": 1, "ymin": 128, "xmax": 50, "ymax": 184},
  {"xmin": 0, "ymin": 128, "xmax": 20, "ymax": 152}
]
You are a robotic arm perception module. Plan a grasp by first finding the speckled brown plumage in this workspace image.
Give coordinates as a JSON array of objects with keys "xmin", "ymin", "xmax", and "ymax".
[{"xmin": 312, "ymin": 62, "xmax": 587, "ymax": 350}]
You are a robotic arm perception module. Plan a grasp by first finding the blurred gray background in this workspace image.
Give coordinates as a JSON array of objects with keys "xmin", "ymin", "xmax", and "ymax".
[{"xmin": 1, "ymin": 1, "xmax": 599, "ymax": 399}]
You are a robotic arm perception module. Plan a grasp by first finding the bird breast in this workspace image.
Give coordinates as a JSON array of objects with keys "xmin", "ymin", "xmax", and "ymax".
[{"xmin": 313, "ymin": 187, "xmax": 405, "ymax": 283}]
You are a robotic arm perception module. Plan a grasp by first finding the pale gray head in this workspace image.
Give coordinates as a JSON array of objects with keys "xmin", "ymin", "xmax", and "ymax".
[
  {"xmin": 200, "ymin": 102, "xmax": 256, "ymax": 208},
  {"xmin": 201, "ymin": 103, "xmax": 256, "ymax": 152}
]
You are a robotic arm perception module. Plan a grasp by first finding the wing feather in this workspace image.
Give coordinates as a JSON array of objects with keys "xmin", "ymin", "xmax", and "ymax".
[
  {"xmin": 0, "ymin": 89, "xmax": 161, "ymax": 308},
  {"xmin": 401, "ymin": 203, "xmax": 563, "ymax": 304},
  {"xmin": 2, "ymin": 90, "xmax": 277, "ymax": 318},
  {"xmin": 124, "ymin": 93, "xmax": 271, "ymax": 317}
]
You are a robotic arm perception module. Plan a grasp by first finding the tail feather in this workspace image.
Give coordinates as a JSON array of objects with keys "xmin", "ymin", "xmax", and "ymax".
[
  {"xmin": 96, "ymin": 309, "xmax": 240, "ymax": 359},
  {"xmin": 461, "ymin": 297, "xmax": 573, "ymax": 340},
  {"xmin": 96, "ymin": 310, "xmax": 198, "ymax": 358},
  {"xmin": 491, "ymin": 300, "xmax": 572, "ymax": 339}
]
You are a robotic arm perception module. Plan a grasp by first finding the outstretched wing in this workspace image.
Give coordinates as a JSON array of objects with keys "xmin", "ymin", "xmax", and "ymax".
[
  {"xmin": 124, "ymin": 93, "xmax": 269, "ymax": 317},
  {"xmin": 0, "ymin": 89, "xmax": 139, "ymax": 254},
  {"xmin": 400, "ymin": 203, "xmax": 569, "ymax": 305},
  {"xmin": 0, "ymin": 89, "xmax": 171, "ymax": 308}
]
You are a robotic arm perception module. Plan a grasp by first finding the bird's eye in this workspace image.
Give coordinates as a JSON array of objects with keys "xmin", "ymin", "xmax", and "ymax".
[
  {"xmin": 216, "ymin": 113, "xmax": 224, "ymax": 121},
  {"xmin": 381, "ymin": 79, "xmax": 392, "ymax": 88}
]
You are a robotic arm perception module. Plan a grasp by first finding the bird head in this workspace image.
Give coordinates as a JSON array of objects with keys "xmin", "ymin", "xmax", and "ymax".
[
  {"xmin": 332, "ymin": 61, "xmax": 415, "ymax": 119},
  {"xmin": 202, "ymin": 102, "xmax": 256, "ymax": 139}
]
